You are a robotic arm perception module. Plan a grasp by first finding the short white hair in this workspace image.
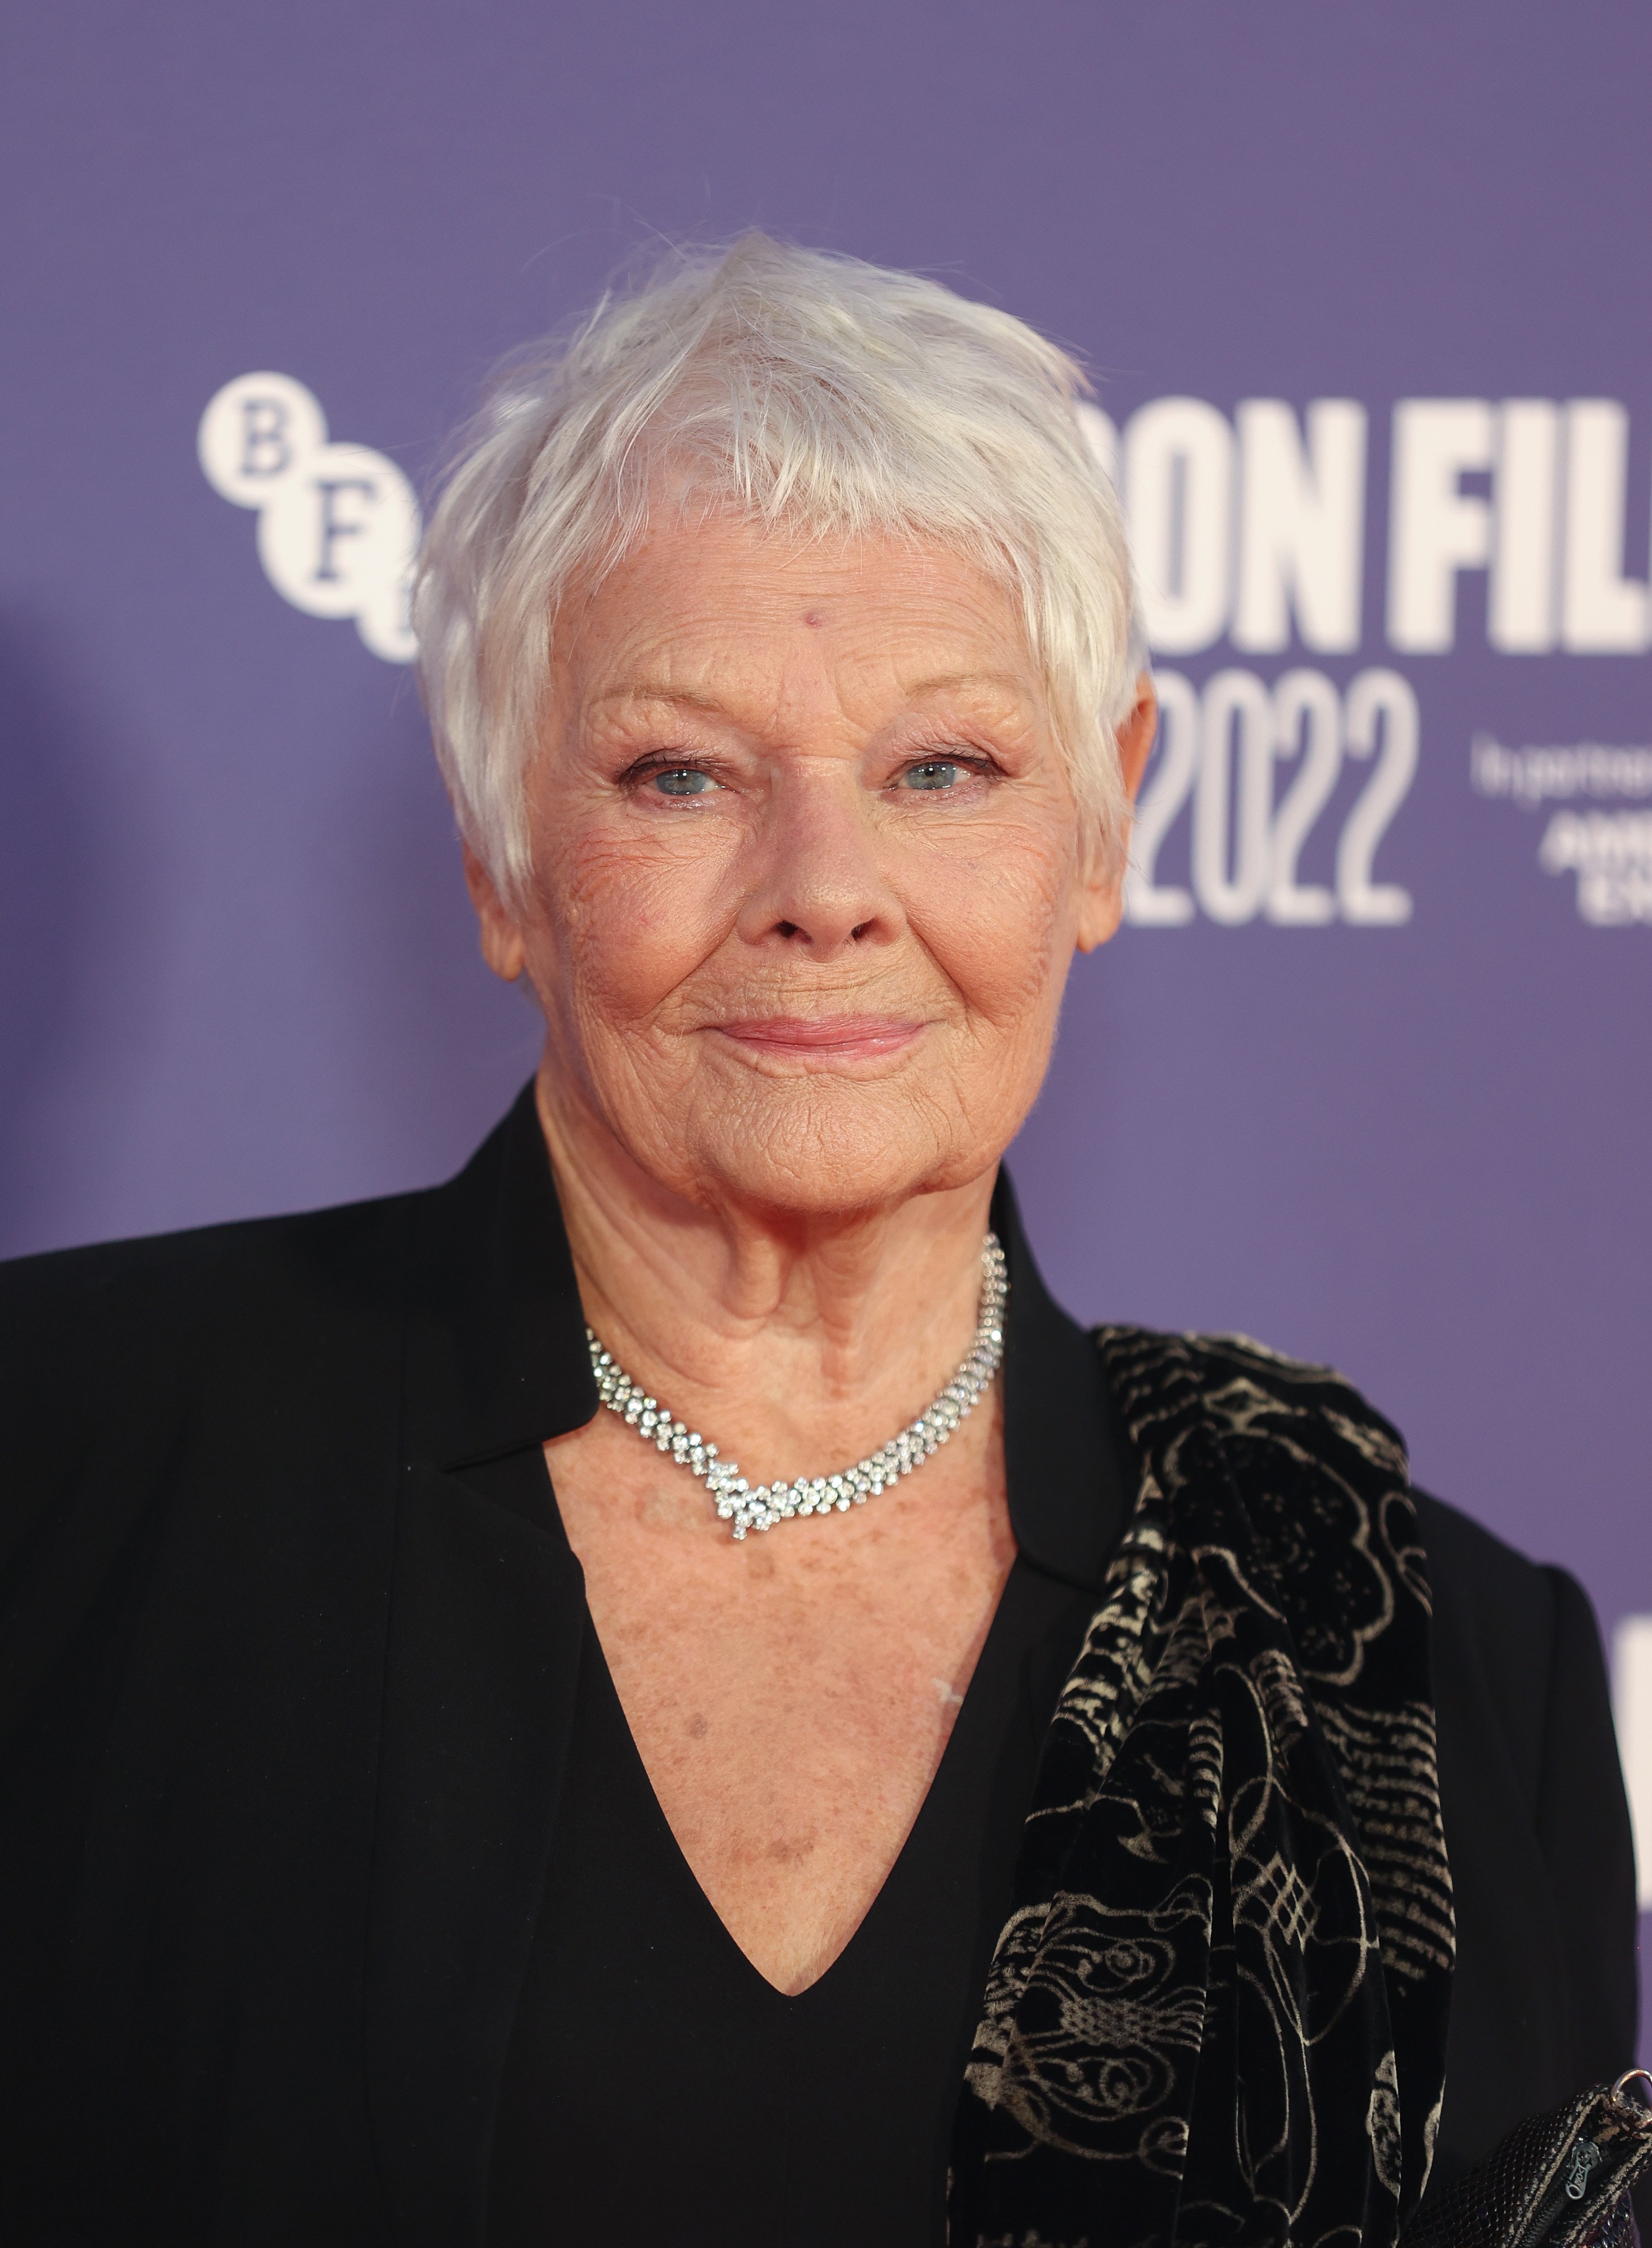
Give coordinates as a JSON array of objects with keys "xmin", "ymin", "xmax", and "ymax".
[{"xmin": 414, "ymin": 234, "xmax": 1145, "ymax": 901}]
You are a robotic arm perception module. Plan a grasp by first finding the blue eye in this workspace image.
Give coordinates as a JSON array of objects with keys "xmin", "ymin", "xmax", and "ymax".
[
  {"xmin": 902, "ymin": 760, "xmax": 965, "ymax": 791},
  {"xmin": 652, "ymin": 768, "xmax": 716, "ymax": 796}
]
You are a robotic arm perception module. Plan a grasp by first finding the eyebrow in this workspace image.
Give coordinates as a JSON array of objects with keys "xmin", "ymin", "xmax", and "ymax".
[
  {"xmin": 589, "ymin": 687, "xmax": 734, "ymax": 720},
  {"xmin": 591, "ymin": 671, "xmax": 1036, "ymax": 718},
  {"xmin": 898, "ymin": 671, "xmax": 1035, "ymax": 703}
]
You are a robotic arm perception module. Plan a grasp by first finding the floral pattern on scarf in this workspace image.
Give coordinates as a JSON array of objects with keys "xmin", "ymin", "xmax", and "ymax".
[{"xmin": 950, "ymin": 1327, "xmax": 1454, "ymax": 2248}]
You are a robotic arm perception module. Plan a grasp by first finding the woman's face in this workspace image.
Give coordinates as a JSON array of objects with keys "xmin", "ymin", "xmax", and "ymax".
[{"xmin": 474, "ymin": 514, "xmax": 1142, "ymax": 1221}]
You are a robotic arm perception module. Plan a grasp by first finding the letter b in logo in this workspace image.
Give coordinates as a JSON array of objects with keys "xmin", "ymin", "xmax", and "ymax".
[{"xmin": 198, "ymin": 373, "xmax": 328, "ymax": 508}]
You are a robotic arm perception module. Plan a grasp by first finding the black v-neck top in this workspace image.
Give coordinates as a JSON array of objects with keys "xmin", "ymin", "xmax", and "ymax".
[{"xmin": 484, "ymin": 1180, "xmax": 1134, "ymax": 2247}]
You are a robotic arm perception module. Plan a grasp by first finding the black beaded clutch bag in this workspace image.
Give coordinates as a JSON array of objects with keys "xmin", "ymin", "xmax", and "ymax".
[{"xmin": 1402, "ymin": 2072, "xmax": 1652, "ymax": 2248}]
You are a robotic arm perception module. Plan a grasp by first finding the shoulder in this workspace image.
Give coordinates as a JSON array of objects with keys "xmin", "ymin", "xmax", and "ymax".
[
  {"xmin": 1411, "ymin": 1485, "xmax": 1564, "ymax": 1653},
  {"xmin": 1129, "ymin": 1324, "xmax": 1572, "ymax": 1640},
  {"xmin": 1412, "ymin": 1484, "xmax": 1607, "ymax": 1809},
  {"xmin": 1099, "ymin": 1325, "xmax": 1590, "ymax": 1707},
  {"xmin": 1127, "ymin": 1323, "xmax": 1604, "ymax": 1775},
  {"xmin": 0, "ymin": 1186, "xmax": 429, "ymax": 1385},
  {"xmin": 1099, "ymin": 1322, "xmax": 1411, "ymax": 1492},
  {"xmin": 0, "ymin": 1185, "xmax": 437, "ymax": 1579}
]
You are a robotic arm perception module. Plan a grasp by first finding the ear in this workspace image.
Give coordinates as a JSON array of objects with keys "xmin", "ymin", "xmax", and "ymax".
[
  {"xmin": 1076, "ymin": 674, "xmax": 1158, "ymax": 953},
  {"xmin": 462, "ymin": 842, "xmax": 529, "ymax": 982}
]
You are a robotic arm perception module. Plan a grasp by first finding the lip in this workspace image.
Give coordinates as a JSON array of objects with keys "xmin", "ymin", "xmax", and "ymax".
[{"xmin": 711, "ymin": 1015, "xmax": 926, "ymax": 1064}]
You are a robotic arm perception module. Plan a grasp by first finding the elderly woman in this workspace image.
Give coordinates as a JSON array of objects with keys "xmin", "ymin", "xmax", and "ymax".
[{"xmin": 0, "ymin": 238, "xmax": 1639, "ymax": 2248}]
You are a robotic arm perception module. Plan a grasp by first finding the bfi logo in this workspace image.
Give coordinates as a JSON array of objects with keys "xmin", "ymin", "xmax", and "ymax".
[{"xmin": 198, "ymin": 373, "xmax": 418, "ymax": 664}]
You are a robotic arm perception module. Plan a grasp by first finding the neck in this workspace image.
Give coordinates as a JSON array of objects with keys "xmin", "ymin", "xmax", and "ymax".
[{"xmin": 534, "ymin": 1068, "xmax": 1000, "ymax": 1479}]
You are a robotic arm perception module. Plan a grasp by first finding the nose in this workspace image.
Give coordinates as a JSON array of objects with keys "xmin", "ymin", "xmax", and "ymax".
[{"xmin": 733, "ymin": 761, "xmax": 903, "ymax": 959}]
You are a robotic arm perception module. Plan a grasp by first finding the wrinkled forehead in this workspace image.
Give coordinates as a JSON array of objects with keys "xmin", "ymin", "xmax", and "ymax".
[{"xmin": 548, "ymin": 509, "xmax": 1047, "ymax": 738}]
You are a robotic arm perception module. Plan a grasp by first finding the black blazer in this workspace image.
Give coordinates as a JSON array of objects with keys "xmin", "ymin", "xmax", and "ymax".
[{"xmin": 0, "ymin": 1087, "xmax": 1637, "ymax": 2244}]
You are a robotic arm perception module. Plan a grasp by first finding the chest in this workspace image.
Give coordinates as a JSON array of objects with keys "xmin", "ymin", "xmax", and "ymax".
[{"xmin": 543, "ymin": 1404, "xmax": 1013, "ymax": 1991}]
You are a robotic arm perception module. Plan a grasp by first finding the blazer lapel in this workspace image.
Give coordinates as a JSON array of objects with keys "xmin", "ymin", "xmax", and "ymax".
[
  {"xmin": 365, "ymin": 1085, "xmax": 600, "ymax": 2247},
  {"xmin": 366, "ymin": 1456, "xmax": 585, "ymax": 2248}
]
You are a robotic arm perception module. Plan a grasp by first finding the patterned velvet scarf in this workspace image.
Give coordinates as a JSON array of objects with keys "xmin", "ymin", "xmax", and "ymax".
[{"xmin": 950, "ymin": 1326, "xmax": 1455, "ymax": 2248}]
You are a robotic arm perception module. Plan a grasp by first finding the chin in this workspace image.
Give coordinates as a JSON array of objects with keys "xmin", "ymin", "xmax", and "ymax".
[{"xmin": 662, "ymin": 1088, "xmax": 1004, "ymax": 1220}]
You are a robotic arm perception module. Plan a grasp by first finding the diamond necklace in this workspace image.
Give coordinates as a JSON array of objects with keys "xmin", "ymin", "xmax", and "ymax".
[{"xmin": 585, "ymin": 1232, "xmax": 1009, "ymax": 1540}]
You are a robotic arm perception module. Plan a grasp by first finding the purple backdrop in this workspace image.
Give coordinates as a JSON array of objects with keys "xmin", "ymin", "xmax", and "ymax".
[{"xmin": 2, "ymin": 0, "xmax": 1647, "ymax": 2041}]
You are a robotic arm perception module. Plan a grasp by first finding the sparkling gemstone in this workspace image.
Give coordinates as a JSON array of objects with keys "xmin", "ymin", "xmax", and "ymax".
[{"xmin": 589, "ymin": 1231, "xmax": 1005, "ymax": 1539}]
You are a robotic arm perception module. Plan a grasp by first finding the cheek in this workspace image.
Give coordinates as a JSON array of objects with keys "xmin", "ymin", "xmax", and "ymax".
[
  {"xmin": 913, "ymin": 816, "xmax": 1082, "ymax": 1029},
  {"xmin": 525, "ymin": 819, "xmax": 736, "ymax": 1027}
]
